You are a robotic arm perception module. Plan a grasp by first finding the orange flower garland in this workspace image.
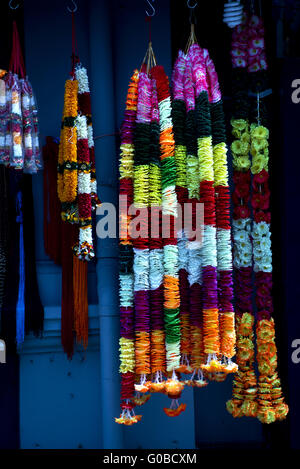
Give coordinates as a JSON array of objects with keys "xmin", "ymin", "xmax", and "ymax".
[{"xmin": 57, "ymin": 79, "xmax": 78, "ymax": 203}]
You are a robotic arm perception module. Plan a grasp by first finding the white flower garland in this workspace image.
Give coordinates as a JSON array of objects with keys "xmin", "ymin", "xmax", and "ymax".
[
  {"xmin": 158, "ymin": 97, "xmax": 173, "ymax": 132},
  {"xmin": 133, "ymin": 248, "xmax": 150, "ymax": 291},
  {"xmin": 149, "ymin": 249, "xmax": 164, "ymax": 290},
  {"xmin": 201, "ymin": 225, "xmax": 218, "ymax": 267},
  {"xmin": 119, "ymin": 273, "xmax": 134, "ymax": 307},
  {"xmin": 217, "ymin": 229, "xmax": 233, "ymax": 271}
]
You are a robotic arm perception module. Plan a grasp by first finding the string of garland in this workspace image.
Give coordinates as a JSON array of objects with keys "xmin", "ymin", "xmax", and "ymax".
[
  {"xmin": 148, "ymin": 76, "xmax": 165, "ymax": 392},
  {"xmin": 132, "ymin": 69, "xmax": 152, "ymax": 395},
  {"xmin": 57, "ymin": 61, "xmax": 100, "ymax": 356},
  {"xmin": 205, "ymin": 49, "xmax": 236, "ymax": 373},
  {"xmin": 171, "ymin": 52, "xmax": 193, "ymax": 380},
  {"xmin": 151, "ymin": 64, "xmax": 186, "ymax": 416},
  {"xmin": 226, "ymin": 12, "xmax": 288, "ymax": 423},
  {"xmin": 189, "ymin": 44, "xmax": 222, "ymax": 373},
  {"xmin": 184, "ymin": 51, "xmax": 206, "ymax": 385},
  {"xmin": 226, "ymin": 13, "xmax": 257, "ymax": 417},
  {"xmin": 116, "ymin": 70, "xmax": 140, "ymax": 425}
]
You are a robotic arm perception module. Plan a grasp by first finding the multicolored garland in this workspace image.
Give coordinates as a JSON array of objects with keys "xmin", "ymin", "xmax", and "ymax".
[
  {"xmin": 226, "ymin": 13, "xmax": 288, "ymax": 424},
  {"xmin": 152, "ymin": 64, "xmax": 184, "ymax": 414},
  {"xmin": 57, "ymin": 59, "xmax": 100, "ymax": 355},
  {"xmin": 58, "ymin": 64, "xmax": 100, "ymax": 261},
  {"xmin": 172, "ymin": 52, "xmax": 192, "ymax": 379},
  {"xmin": 116, "ymin": 39, "xmax": 237, "ymax": 424},
  {"xmin": 117, "ymin": 70, "xmax": 140, "ymax": 425}
]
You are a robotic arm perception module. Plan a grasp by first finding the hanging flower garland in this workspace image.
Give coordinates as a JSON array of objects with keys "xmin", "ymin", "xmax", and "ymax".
[
  {"xmin": 171, "ymin": 52, "xmax": 192, "ymax": 378},
  {"xmin": 205, "ymin": 50, "xmax": 237, "ymax": 373},
  {"xmin": 58, "ymin": 64, "xmax": 100, "ymax": 261},
  {"xmin": 188, "ymin": 44, "xmax": 222, "ymax": 374},
  {"xmin": 117, "ymin": 70, "xmax": 140, "ymax": 425},
  {"xmin": 182, "ymin": 50, "xmax": 206, "ymax": 386},
  {"xmin": 148, "ymin": 76, "xmax": 166, "ymax": 393},
  {"xmin": 227, "ymin": 13, "xmax": 288, "ymax": 423},
  {"xmin": 57, "ymin": 79, "xmax": 78, "ymax": 204},
  {"xmin": 226, "ymin": 14, "xmax": 257, "ymax": 417},
  {"xmin": 132, "ymin": 69, "xmax": 151, "ymax": 393},
  {"xmin": 56, "ymin": 9, "xmax": 100, "ymax": 356},
  {"xmin": 151, "ymin": 64, "xmax": 185, "ymax": 415}
]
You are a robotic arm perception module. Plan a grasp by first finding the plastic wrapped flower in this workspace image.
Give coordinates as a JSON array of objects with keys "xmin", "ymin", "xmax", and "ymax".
[
  {"xmin": 236, "ymin": 338, "xmax": 254, "ymax": 362},
  {"xmin": 249, "ymin": 38, "xmax": 265, "ymax": 49},
  {"xmin": 232, "ymin": 129, "xmax": 242, "ymax": 139},
  {"xmin": 257, "ymin": 319, "xmax": 275, "ymax": 341},
  {"xmin": 232, "ymin": 57, "xmax": 247, "ymax": 68},
  {"xmin": 251, "ymin": 159, "xmax": 265, "ymax": 174},
  {"xmin": 274, "ymin": 403, "xmax": 289, "ymax": 421},
  {"xmin": 251, "ymin": 125, "xmax": 269, "ymax": 139},
  {"xmin": 233, "ymin": 230, "xmax": 247, "ymax": 243},
  {"xmin": 231, "ymin": 119, "xmax": 248, "ymax": 131},
  {"xmin": 252, "ymin": 137, "xmax": 268, "ymax": 151},
  {"xmin": 233, "ymin": 205, "xmax": 251, "ymax": 220},
  {"xmin": 238, "ymin": 313, "xmax": 254, "ymax": 336},
  {"xmin": 233, "ymin": 156, "xmax": 251, "ymax": 171},
  {"xmin": 232, "ymin": 140, "xmax": 250, "ymax": 155},
  {"xmin": 248, "ymin": 47, "xmax": 260, "ymax": 57},
  {"xmin": 253, "ymin": 169, "xmax": 269, "ymax": 186},
  {"xmin": 248, "ymin": 62, "xmax": 260, "ymax": 73},
  {"xmin": 241, "ymin": 132, "xmax": 250, "ymax": 143},
  {"xmin": 231, "ymin": 48, "xmax": 247, "ymax": 58}
]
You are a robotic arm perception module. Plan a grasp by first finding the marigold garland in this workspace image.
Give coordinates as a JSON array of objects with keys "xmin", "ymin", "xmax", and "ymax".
[
  {"xmin": 57, "ymin": 79, "xmax": 78, "ymax": 203},
  {"xmin": 57, "ymin": 60, "xmax": 100, "ymax": 355}
]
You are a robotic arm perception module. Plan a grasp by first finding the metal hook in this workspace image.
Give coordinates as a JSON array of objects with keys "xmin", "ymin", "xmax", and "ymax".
[
  {"xmin": 187, "ymin": 0, "xmax": 198, "ymax": 8},
  {"xmin": 67, "ymin": 0, "xmax": 77, "ymax": 13},
  {"xmin": 145, "ymin": 0, "xmax": 155, "ymax": 17},
  {"xmin": 9, "ymin": 0, "xmax": 19, "ymax": 9}
]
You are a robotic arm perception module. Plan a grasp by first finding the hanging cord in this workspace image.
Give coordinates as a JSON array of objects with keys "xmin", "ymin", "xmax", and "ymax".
[
  {"xmin": 141, "ymin": 6, "xmax": 157, "ymax": 75},
  {"xmin": 9, "ymin": 20, "xmax": 26, "ymax": 78},
  {"xmin": 185, "ymin": 0, "xmax": 198, "ymax": 54},
  {"xmin": 70, "ymin": 9, "xmax": 79, "ymax": 77},
  {"xmin": 141, "ymin": 40, "xmax": 157, "ymax": 75},
  {"xmin": 256, "ymin": 92, "xmax": 261, "ymax": 125}
]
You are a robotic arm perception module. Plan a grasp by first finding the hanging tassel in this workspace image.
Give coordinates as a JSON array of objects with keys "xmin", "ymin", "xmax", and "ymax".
[
  {"xmin": 16, "ymin": 190, "xmax": 25, "ymax": 346},
  {"xmin": 61, "ymin": 221, "xmax": 77, "ymax": 359},
  {"xmin": 73, "ymin": 255, "xmax": 88, "ymax": 348},
  {"xmin": 43, "ymin": 137, "xmax": 62, "ymax": 265}
]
